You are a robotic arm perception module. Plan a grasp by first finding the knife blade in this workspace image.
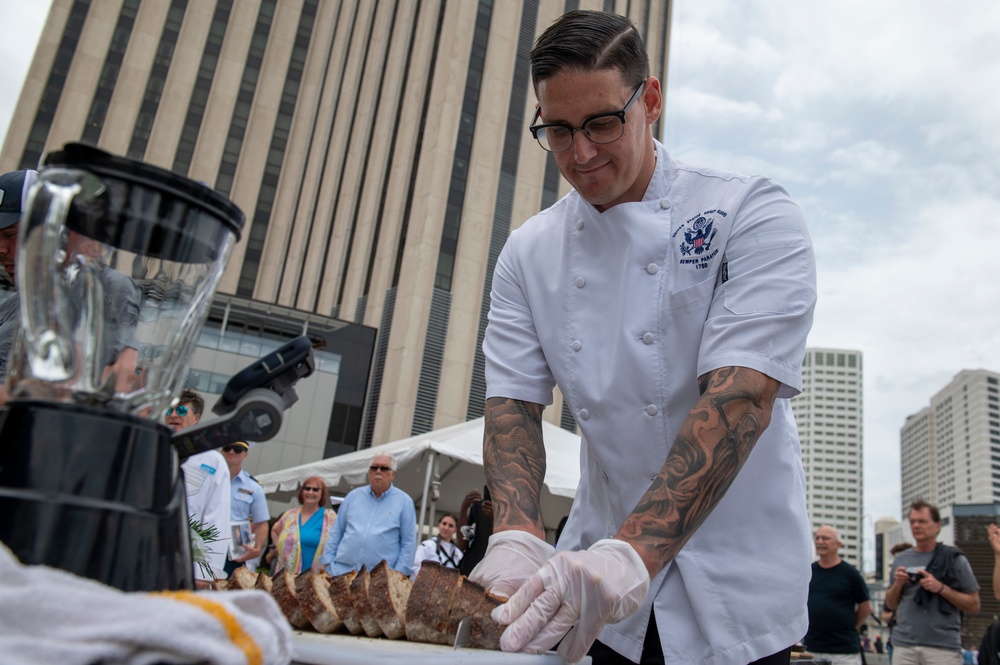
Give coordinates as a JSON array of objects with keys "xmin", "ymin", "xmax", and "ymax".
[{"xmin": 453, "ymin": 617, "xmax": 472, "ymax": 649}]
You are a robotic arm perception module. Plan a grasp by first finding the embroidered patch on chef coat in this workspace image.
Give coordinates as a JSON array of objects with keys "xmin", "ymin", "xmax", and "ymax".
[{"xmin": 673, "ymin": 209, "xmax": 725, "ymax": 270}]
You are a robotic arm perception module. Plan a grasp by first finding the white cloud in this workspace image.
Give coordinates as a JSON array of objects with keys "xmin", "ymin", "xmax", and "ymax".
[
  {"xmin": 0, "ymin": 2, "xmax": 52, "ymax": 151},
  {"xmin": 826, "ymin": 140, "xmax": 904, "ymax": 184},
  {"xmin": 665, "ymin": 0, "xmax": 1000, "ymax": 544}
]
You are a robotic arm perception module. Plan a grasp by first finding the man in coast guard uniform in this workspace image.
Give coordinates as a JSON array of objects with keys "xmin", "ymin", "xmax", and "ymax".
[
  {"xmin": 470, "ymin": 10, "xmax": 816, "ymax": 665},
  {"xmin": 222, "ymin": 440, "xmax": 270, "ymax": 576}
]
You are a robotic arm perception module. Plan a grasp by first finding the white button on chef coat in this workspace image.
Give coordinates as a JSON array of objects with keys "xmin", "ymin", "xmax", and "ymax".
[{"xmin": 484, "ymin": 140, "xmax": 816, "ymax": 665}]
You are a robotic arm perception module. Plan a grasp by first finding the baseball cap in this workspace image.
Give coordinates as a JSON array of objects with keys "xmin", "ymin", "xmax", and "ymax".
[
  {"xmin": 230, "ymin": 441, "xmax": 254, "ymax": 451},
  {"xmin": 0, "ymin": 170, "xmax": 39, "ymax": 230}
]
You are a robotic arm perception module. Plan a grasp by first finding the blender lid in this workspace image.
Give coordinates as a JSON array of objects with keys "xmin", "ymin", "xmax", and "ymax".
[{"xmin": 39, "ymin": 143, "xmax": 245, "ymax": 263}]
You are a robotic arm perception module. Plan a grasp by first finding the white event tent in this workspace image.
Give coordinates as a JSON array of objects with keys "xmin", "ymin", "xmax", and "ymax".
[{"xmin": 255, "ymin": 417, "xmax": 581, "ymax": 536}]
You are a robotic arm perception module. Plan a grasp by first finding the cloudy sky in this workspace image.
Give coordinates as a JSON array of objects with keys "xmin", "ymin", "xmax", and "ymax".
[{"xmin": 3, "ymin": 1, "xmax": 999, "ymax": 566}]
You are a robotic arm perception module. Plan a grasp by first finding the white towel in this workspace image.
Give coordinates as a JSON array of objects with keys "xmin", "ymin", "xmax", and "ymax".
[{"xmin": 0, "ymin": 542, "xmax": 292, "ymax": 665}]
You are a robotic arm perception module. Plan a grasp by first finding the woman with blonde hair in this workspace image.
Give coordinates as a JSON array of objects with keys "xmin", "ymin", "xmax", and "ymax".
[{"xmin": 270, "ymin": 476, "xmax": 337, "ymax": 574}]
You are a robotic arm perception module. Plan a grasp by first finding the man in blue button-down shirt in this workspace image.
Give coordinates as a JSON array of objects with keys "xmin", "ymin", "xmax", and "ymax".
[{"xmin": 320, "ymin": 453, "xmax": 417, "ymax": 576}]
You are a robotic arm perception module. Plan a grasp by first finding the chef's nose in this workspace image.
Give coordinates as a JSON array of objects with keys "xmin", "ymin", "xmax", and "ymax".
[{"xmin": 571, "ymin": 131, "xmax": 599, "ymax": 162}]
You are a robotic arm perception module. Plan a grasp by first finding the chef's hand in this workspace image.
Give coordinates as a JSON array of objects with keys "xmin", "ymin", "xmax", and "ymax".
[
  {"xmin": 493, "ymin": 539, "xmax": 649, "ymax": 664},
  {"xmin": 468, "ymin": 530, "xmax": 554, "ymax": 598}
]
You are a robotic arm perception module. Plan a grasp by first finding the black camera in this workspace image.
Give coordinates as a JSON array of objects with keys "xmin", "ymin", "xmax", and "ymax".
[{"xmin": 905, "ymin": 566, "xmax": 925, "ymax": 583}]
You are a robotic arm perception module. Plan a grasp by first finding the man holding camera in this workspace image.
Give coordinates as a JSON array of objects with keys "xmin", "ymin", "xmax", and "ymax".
[{"xmin": 884, "ymin": 500, "xmax": 980, "ymax": 664}]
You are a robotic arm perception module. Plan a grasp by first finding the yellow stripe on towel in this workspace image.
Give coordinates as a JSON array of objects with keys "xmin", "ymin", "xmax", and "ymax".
[{"xmin": 154, "ymin": 590, "xmax": 263, "ymax": 665}]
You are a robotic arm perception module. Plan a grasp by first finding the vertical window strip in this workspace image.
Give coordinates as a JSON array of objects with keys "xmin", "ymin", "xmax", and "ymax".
[
  {"xmin": 236, "ymin": 0, "xmax": 318, "ymax": 298},
  {"xmin": 335, "ymin": 0, "xmax": 404, "ymax": 307},
  {"xmin": 172, "ymin": 0, "xmax": 234, "ymax": 175},
  {"xmin": 412, "ymin": 288, "xmax": 451, "ymax": 436},
  {"xmin": 391, "ymin": 0, "xmax": 448, "ymax": 288},
  {"xmin": 539, "ymin": 0, "xmax": 579, "ymax": 210},
  {"xmin": 359, "ymin": 287, "xmax": 396, "ymax": 448},
  {"xmin": 214, "ymin": 0, "xmax": 277, "ymax": 197},
  {"xmin": 466, "ymin": 0, "xmax": 537, "ymax": 421},
  {"xmin": 81, "ymin": 0, "xmax": 140, "ymax": 145},
  {"xmin": 363, "ymin": 0, "xmax": 425, "ymax": 298},
  {"xmin": 654, "ymin": 0, "xmax": 670, "ymax": 139},
  {"xmin": 433, "ymin": 0, "xmax": 493, "ymax": 293},
  {"xmin": 126, "ymin": 0, "xmax": 189, "ymax": 160},
  {"xmin": 20, "ymin": 0, "xmax": 92, "ymax": 168},
  {"xmin": 279, "ymin": 0, "xmax": 346, "ymax": 301},
  {"xmin": 310, "ymin": 2, "xmax": 379, "ymax": 312}
]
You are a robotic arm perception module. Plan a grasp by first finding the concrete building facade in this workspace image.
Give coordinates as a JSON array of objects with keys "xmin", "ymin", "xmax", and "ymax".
[
  {"xmin": 792, "ymin": 347, "xmax": 865, "ymax": 569},
  {"xmin": 0, "ymin": 0, "xmax": 673, "ymax": 459},
  {"xmin": 900, "ymin": 369, "xmax": 1000, "ymax": 515}
]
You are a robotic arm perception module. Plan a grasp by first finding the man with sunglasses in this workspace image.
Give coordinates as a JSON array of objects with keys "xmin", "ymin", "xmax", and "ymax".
[
  {"xmin": 474, "ymin": 10, "xmax": 816, "ymax": 665},
  {"xmin": 320, "ymin": 453, "xmax": 417, "ymax": 577},
  {"xmin": 168, "ymin": 389, "xmax": 230, "ymax": 587},
  {"xmin": 221, "ymin": 440, "xmax": 270, "ymax": 576}
]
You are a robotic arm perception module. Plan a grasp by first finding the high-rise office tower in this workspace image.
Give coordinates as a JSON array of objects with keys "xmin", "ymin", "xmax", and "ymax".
[
  {"xmin": 792, "ymin": 348, "xmax": 865, "ymax": 569},
  {"xmin": 1, "ymin": 1, "xmax": 672, "ymax": 458},
  {"xmin": 900, "ymin": 369, "xmax": 1000, "ymax": 514}
]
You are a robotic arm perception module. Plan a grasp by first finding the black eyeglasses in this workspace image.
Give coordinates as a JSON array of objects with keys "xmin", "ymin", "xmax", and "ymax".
[
  {"xmin": 369, "ymin": 465, "xmax": 393, "ymax": 472},
  {"xmin": 165, "ymin": 405, "xmax": 191, "ymax": 417},
  {"xmin": 302, "ymin": 486, "xmax": 322, "ymax": 492},
  {"xmin": 529, "ymin": 80, "xmax": 646, "ymax": 153},
  {"xmin": 221, "ymin": 445, "xmax": 247, "ymax": 453}
]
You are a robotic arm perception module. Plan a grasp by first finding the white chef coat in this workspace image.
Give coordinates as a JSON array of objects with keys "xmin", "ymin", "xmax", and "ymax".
[
  {"xmin": 484, "ymin": 140, "xmax": 816, "ymax": 665},
  {"xmin": 182, "ymin": 450, "xmax": 230, "ymax": 581}
]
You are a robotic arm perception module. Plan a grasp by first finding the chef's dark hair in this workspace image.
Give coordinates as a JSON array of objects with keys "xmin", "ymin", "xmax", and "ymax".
[{"xmin": 530, "ymin": 10, "xmax": 649, "ymax": 91}]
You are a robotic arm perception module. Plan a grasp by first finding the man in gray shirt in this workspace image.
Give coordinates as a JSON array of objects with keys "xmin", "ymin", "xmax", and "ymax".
[
  {"xmin": 884, "ymin": 499, "xmax": 980, "ymax": 664},
  {"xmin": 0, "ymin": 169, "xmax": 38, "ymax": 384}
]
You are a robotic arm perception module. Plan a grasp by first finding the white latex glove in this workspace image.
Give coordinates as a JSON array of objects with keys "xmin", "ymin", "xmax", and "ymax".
[
  {"xmin": 468, "ymin": 530, "xmax": 555, "ymax": 598},
  {"xmin": 493, "ymin": 539, "xmax": 650, "ymax": 663}
]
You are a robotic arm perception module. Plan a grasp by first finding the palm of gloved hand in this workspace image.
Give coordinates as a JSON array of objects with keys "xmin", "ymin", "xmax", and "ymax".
[
  {"xmin": 493, "ymin": 539, "xmax": 650, "ymax": 664},
  {"xmin": 468, "ymin": 530, "xmax": 554, "ymax": 598}
]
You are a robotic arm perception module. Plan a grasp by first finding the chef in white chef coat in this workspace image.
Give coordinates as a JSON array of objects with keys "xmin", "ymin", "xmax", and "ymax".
[{"xmin": 470, "ymin": 10, "xmax": 816, "ymax": 665}]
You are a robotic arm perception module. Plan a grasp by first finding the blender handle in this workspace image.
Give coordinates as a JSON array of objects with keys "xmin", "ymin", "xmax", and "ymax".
[
  {"xmin": 172, "ymin": 336, "xmax": 315, "ymax": 459},
  {"xmin": 172, "ymin": 387, "xmax": 284, "ymax": 459}
]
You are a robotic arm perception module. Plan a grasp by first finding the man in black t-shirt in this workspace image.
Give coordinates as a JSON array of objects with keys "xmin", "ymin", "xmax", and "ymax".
[
  {"xmin": 457, "ymin": 488, "xmax": 494, "ymax": 576},
  {"xmin": 804, "ymin": 525, "xmax": 872, "ymax": 664}
]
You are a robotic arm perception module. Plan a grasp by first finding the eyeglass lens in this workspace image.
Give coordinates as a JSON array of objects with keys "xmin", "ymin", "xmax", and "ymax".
[
  {"xmin": 166, "ymin": 405, "xmax": 189, "ymax": 417},
  {"xmin": 303, "ymin": 486, "xmax": 322, "ymax": 492},
  {"xmin": 222, "ymin": 445, "xmax": 244, "ymax": 453},
  {"xmin": 533, "ymin": 80, "xmax": 644, "ymax": 153},
  {"xmin": 369, "ymin": 465, "xmax": 392, "ymax": 472}
]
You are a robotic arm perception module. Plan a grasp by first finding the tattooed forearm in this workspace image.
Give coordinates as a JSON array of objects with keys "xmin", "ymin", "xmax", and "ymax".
[
  {"xmin": 618, "ymin": 366, "xmax": 780, "ymax": 575},
  {"xmin": 483, "ymin": 396, "xmax": 547, "ymax": 536}
]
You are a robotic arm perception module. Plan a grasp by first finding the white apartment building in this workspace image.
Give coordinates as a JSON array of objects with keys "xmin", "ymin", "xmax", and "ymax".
[
  {"xmin": 792, "ymin": 348, "xmax": 865, "ymax": 569},
  {"xmin": 900, "ymin": 369, "xmax": 1000, "ymax": 514}
]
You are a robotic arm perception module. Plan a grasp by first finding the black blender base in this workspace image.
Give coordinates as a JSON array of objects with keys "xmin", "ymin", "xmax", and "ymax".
[{"xmin": 0, "ymin": 400, "xmax": 194, "ymax": 591}]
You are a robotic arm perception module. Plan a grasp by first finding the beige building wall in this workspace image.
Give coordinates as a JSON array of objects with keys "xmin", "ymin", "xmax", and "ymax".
[{"xmin": 1, "ymin": 0, "xmax": 671, "ymax": 452}]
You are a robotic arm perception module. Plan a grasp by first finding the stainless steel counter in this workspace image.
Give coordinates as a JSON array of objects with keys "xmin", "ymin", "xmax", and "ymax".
[{"xmin": 290, "ymin": 631, "xmax": 589, "ymax": 665}]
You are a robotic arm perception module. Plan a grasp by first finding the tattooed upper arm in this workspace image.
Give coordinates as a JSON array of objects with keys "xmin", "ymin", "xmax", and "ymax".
[{"xmin": 483, "ymin": 396, "xmax": 547, "ymax": 536}]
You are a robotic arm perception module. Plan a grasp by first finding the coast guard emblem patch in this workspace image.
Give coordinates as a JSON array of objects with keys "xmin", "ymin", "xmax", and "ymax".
[{"xmin": 673, "ymin": 209, "xmax": 726, "ymax": 270}]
